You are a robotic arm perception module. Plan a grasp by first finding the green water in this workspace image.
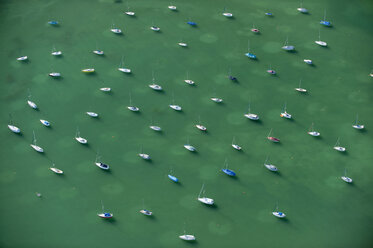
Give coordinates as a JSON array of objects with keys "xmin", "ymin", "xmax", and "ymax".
[{"xmin": 0, "ymin": 0, "xmax": 372, "ymax": 247}]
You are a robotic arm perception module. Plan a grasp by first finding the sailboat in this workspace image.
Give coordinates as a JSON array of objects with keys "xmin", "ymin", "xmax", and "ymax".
[
  {"xmin": 184, "ymin": 137, "xmax": 196, "ymax": 152},
  {"xmin": 184, "ymin": 71, "xmax": 195, "ymax": 85},
  {"xmin": 221, "ymin": 159, "xmax": 236, "ymax": 176},
  {"xmin": 370, "ymin": 70, "xmax": 373, "ymax": 77},
  {"xmin": 264, "ymin": 156, "xmax": 278, "ymax": 172},
  {"xmin": 100, "ymin": 87, "xmax": 111, "ymax": 92},
  {"xmin": 110, "ymin": 23, "xmax": 122, "ymax": 34},
  {"xmin": 295, "ymin": 79, "xmax": 307, "ymax": 92},
  {"xmin": 282, "ymin": 37, "xmax": 295, "ymax": 51},
  {"xmin": 333, "ymin": 138, "xmax": 346, "ymax": 152},
  {"xmin": 267, "ymin": 129, "xmax": 280, "ymax": 142},
  {"xmin": 17, "ymin": 56, "xmax": 28, "ymax": 61},
  {"xmin": 195, "ymin": 116, "xmax": 207, "ymax": 131},
  {"xmin": 228, "ymin": 68, "xmax": 237, "ymax": 81},
  {"xmin": 187, "ymin": 20, "xmax": 197, "ymax": 26},
  {"xmin": 40, "ymin": 119, "xmax": 51, "ymax": 127},
  {"xmin": 303, "ymin": 59, "xmax": 313, "ymax": 65},
  {"xmin": 30, "ymin": 131, "xmax": 44, "ymax": 153},
  {"xmin": 211, "ymin": 97, "xmax": 223, "ymax": 103},
  {"xmin": 244, "ymin": 103, "xmax": 259, "ymax": 120},
  {"xmin": 341, "ymin": 168, "xmax": 353, "ymax": 183},
  {"xmin": 245, "ymin": 40, "xmax": 257, "ymax": 59},
  {"xmin": 93, "ymin": 44, "xmax": 104, "ymax": 55},
  {"xmin": 280, "ymin": 103, "xmax": 292, "ymax": 119},
  {"xmin": 197, "ymin": 184, "xmax": 214, "ymax": 205},
  {"xmin": 140, "ymin": 199, "xmax": 153, "ymax": 216},
  {"xmin": 297, "ymin": 2, "xmax": 308, "ymax": 13},
  {"xmin": 118, "ymin": 56, "xmax": 131, "ymax": 73},
  {"xmin": 8, "ymin": 115, "xmax": 21, "ymax": 133},
  {"xmin": 49, "ymin": 72, "xmax": 61, "ymax": 77},
  {"xmin": 307, "ymin": 123, "xmax": 320, "ymax": 136},
  {"xmin": 86, "ymin": 111, "xmax": 98, "ymax": 118},
  {"xmin": 82, "ymin": 68, "xmax": 95, "ymax": 73},
  {"xmin": 51, "ymin": 46, "xmax": 62, "ymax": 56},
  {"xmin": 179, "ymin": 229, "xmax": 195, "ymax": 241},
  {"xmin": 27, "ymin": 94, "xmax": 38, "ymax": 109},
  {"xmin": 272, "ymin": 202, "xmax": 286, "ymax": 218},
  {"xmin": 168, "ymin": 169, "xmax": 179, "ymax": 182},
  {"xmin": 352, "ymin": 114, "xmax": 364, "ymax": 129},
  {"xmin": 149, "ymin": 73, "xmax": 162, "ymax": 91},
  {"xmin": 138, "ymin": 147, "xmax": 151, "ymax": 160},
  {"xmin": 231, "ymin": 137, "xmax": 242, "ymax": 150},
  {"xmin": 251, "ymin": 24, "xmax": 260, "ymax": 33},
  {"xmin": 267, "ymin": 65, "xmax": 276, "ymax": 75},
  {"xmin": 124, "ymin": 4, "xmax": 135, "ymax": 16},
  {"xmin": 315, "ymin": 30, "xmax": 327, "ymax": 46},
  {"xmin": 168, "ymin": 4, "xmax": 177, "ymax": 10},
  {"xmin": 98, "ymin": 201, "xmax": 113, "ymax": 218},
  {"xmin": 178, "ymin": 39, "xmax": 187, "ymax": 47},
  {"xmin": 150, "ymin": 21, "xmax": 160, "ymax": 31},
  {"xmin": 149, "ymin": 118, "xmax": 162, "ymax": 131},
  {"xmin": 127, "ymin": 93, "xmax": 140, "ymax": 112},
  {"xmin": 95, "ymin": 153, "xmax": 110, "ymax": 170},
  {"xmin": 320, "ymin": 10, "xmax": 332, "ymax": 26},
  {"xmin": 48, "ymin": 20, "xmax": 58, "ymax": 25},
  {"xmin": 75, "ymin": 127, "xmax": 88, "ymax": 144},
  {"xmin": 169, "ymin": 94, "xmax": 182, "ymax": 111},
  {"xmin": 50, "ymin": 164, "xmax": 63, "ymax": 174},
  {"xmin": 222, "ymin": 7, "xmax": 233, "ymax": 17}
]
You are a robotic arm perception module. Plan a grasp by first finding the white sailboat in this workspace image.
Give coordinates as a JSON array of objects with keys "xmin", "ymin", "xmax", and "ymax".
[
  {"xmin": 307, "ymin": 123, "xmax": 320, "ymax": 136},
  {"xmin": 352, "ymin": 114, "xmax": 364, "ymax": 129},
  {"xmin": 98, "ymin": 200, "xmax": 113, "ymax": 218},
  {"xmin": 30, "ymin": 131, "xmax": 44, "ymax": 153},
  {"xmin": 82, "ymin": 68, "xmax": 95, "ymax": 73},
  {"xmin": 110, "ymin": 23, "xmax": 122, "ymax": 34},
  {"xmin": 100, "ymin": 87, "xmax": 111, "ymax": 92},
  {"xmin": 50, "ymin": 164, "xmax": 63, "ymax": 174},
  {"xmin": 87, "ymin": 111, "xmax": 98, "ymax": 118},
  {"xmin": 138, "ymin": 147, "xmax": 151, "ymax": 160},
  {"xmin": 297, "ymin": 2, "xmax": 308, "ymax": 13},
  {"xmin": 8, "ymin": 116, "xmax": 21, "ymax": 133},
  {"xmin": 341, "ymin": 168, "xmax": 353, "ymax": 183},
  {"xmin": 195, "ymin": 116, "xmax": 207, "ymax": 131},
  {"xmin": 127, "ymin": 93, "xmax": 140, "ymax": 112},
  {"xmin": 40, "ymin": 119, "xmax": 51, "ymax": 127},
  {"xmin": 124, "ymin": 4, "xmax": 135, "ymax": 16},
  {"xmin": 222, "ymin": 7, "xmax": 233, "ymax": 17},
  {"xmin": 280, "ymin": 103, "xmax": 292, "ymax": 119},
  {"xmin": 232, "ymin": 137, "xmax": 242, "ymax": 150},
  {"xmin": 295, "ymin": 79, "xmax": 307, "ymax": 93},
  {"xmin": 315, "ymin": 30, "xmax": 327, "ymax": 46},
  {"xmin": 282, "ymin": 37, "xmax": 295, "ymax": 51},
  {"xmin": 179, "ymin": 233, "xmax": 196, "ymax": 241},
  {"xmin": 264, "ymin": 156, "xmax": 278, "ymax": 172},
  {"xmin": 118, "ymin": 56, "xmax": 131, "ymax": 73},
  {"xmin": 244, "ymin": 103, "xmax": 259, "ymax": 120},
  {"xmin": 168, "ymin": 4, "xmax": 177, "ymax": 10},
  {"xmin": 272, "ymin": 202, "xmax": 286, "ymax": 218},
  {"xmin": 304, "ymin": 59, "xmax": 313, "ymax": 65},
  {"xmin": 95, "ymin": 153, "xmax": 110, "ymax": 170},
  {"xmin": 139, "ymin": 199, "xmax": 153, "ymax": 216},
  {"xmin": 169, "ymin": 94, "xmax": 182, "ymax": 111},
  {"xmin": 149, "ymin": 73, "xmax": 162, "ymax": 91},
  {"xmin": 178, "ymin": 40, "xmax": 187, "ymax": 47},
  {"xmin": 211, "ymin": 97, "xmax": 223, "ymax": 103},
  {"xmin": 17, "ymin": 56, "xmax": 28, "ymax": 61},
  {"xmin": 184, "ymin": 71, "xmax": 195, "ymax": 85},
  {"xmin": 333, "ymin": 138, "xmax": 346, "ymax": 152},
  {"xmin": 75, "ymin": 128, "xmax": 88, "ymax": 144},
  {"xmin": 51, "ymin": 46, "xmax": 62, "ymax": 56},
  {"xmin": 197, "ymin": 184, "xmax": 214, "ymax": 205},
  {"xmin": 184, "ymin": 137, "xmax": 196, "ymax": 152},
  {"xmin": 49, "ymin": 72, "xmax": 61, "ymax": 77}
]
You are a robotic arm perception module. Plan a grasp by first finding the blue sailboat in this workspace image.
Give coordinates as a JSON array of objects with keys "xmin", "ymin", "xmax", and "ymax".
[
  {"xmin": 245, "ymin": 40, "xmax": 257, "ymax": 59},
  {"xmin": 168, "ymin": 174, "xmax": 179, "ymax": 182},
  {"xmin": 320, "ymin": 10, "xmax": 332, "ymax": 26},
  {"xmin": 48, "ymin": 21, "xmax": 58, "ymax": 25},
  {"xmin": 221, "ymin": 159, "xmax": 236, "ymax": 176},
  {"xmin": 187, "ymin": 21, "xmax": 197, "ymax": 26}
]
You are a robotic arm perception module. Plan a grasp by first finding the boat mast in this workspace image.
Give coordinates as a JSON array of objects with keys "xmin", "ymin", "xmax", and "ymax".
[{"xmin": 198, "ymin": 184, "xmax": 205, "ymax": 198}]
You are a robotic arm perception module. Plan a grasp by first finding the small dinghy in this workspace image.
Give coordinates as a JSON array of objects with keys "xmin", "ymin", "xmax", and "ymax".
[
  {"xmin": 150, "ymin": 26, "xmax": 160, "ymax": 31},
  {"xmin": 211, "ymin": 97, "xmax": 223, "ymax": 103},
  {"xmin": 333, "ymin": 138, "xmax": 346, "ymax": 152},
  {"xmin": 30, "ymin": 131, "xmax": 44, "ymax": 153},
  {"xmin": 100, "ymin": 87, "xmax": 111, "ymax": 92},
  {"xmin": 149, "ymin": 84, "xmax": 162, "ymax": 91},
  {"xmin": 50, "ymin": 166, "xmax": 63, "ymax": 174},
  {"xmin": 8, "ymin": 125, "xmax": 21, "ymax": 133},
  {"xmin": 280, "ymin": 103, "xmax": 292, "ymax": 119},
  {"xmin": 178, "ymin": 42, "xmax": 187, "ymax": 47},
  {"xmin": 304, "ymin": 59, "xmax": 313, "ymax": 64},
  {"xmin": 48, "ymin": 21, "xmax": 58, "ymax": 25},
  {"xmin": 308, "ymin": 123, "xmax": 320, "ymax": 137},
  {"xmin": 98, "ymin": 201, "xmax": 113, "ymax": 218},
  {"xmin": 111, "ymin": 28, "xmax": 122, "ymax": 34},
  {"xmin": 168, "ymin": 5, "xmax": 177, "ymax": 10},
  {"xmin": 87, "ymin": 112, "xmax": 98, "ymax": 118},
  {"xmin": 150, "ymin": 125, "xmax": 161, "ymax": 131},
  {"xmin": 17, "ymin": 56, "xmax": 28, "ymax": 61},
  {"xmin": 49, "ymin": 72, "xmax": 61, "ymax": 77},
  {"xmin": 267, "ymin": 129, "xmax": 280, "ymax": 143},
  {"xmin": 169, "ymin": 104, "xmax": 182, "ymax": 111},
  {"xmin": 244, "ymin": 104, "xmax": 259, "ymax": 120},
  {"xmin": 140, "ymin": 209, "xmax": 152, "ymax": 216},
  {"xmin": 75, "ymin": 128, "xmax": 87, "ymax": 144},
  {"xmin": 82, "ymin": 68, "xmax": 95, "ymax": 73},
  {"xmin": 197, "ymin": 184, "xmax": 214, "ymax": 205},
  {"xmin": 264, "ymin": 156, "xmax": 278, "ymax": 172},
  {"xmin": 352, "ymin": 114, "xmax": 364, "ymax": 129},
  {"xmin": 40, "ymin": 119, "xmax": 50, "ymax": 127},
  {"xmin": 93, "ymin": 50, "xmax": 104, "ymax": 55},
  {"xmin": 231, "ymin": 137, "xmax": 242, "ymax": 150},
  {"xmin": 27, "ymin": 100, "xmax": 38, "ymax": 109}
]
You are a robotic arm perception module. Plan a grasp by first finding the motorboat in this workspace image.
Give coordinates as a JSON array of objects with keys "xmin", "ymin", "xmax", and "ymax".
[
  {"xmin": 27, "ymin": 100, "xmax": 37, "ymax": 109},
  {"xmin": 196, "ymin": 124, "xmax": 207, "ymax": 131},
  {"xmin": 49, "ymin": 72, "xmax": 61, "ymax": 77},
  {"xmin": 17, "ymin": 56, "xmax": 28, "ymax": 61},
  {"xmin": 50, "ymin": 167, "xmax": 63, "ymax": 174},
  {"xmin": 169, "ymin": 104, "xmax": 182, "ymax": 111},
  {"xmin": 82, "ymin": 68, "xmax": 95, "ymax": 73},
  {"xmin": 40, "ymin": 119, "xmax": 50, "ymax": 127},
  {"xmin": 304, "ymin": 59, "xmax": 313, "ymax": 64},
  {"xmin": 150, "ymin": 125, "xmax": 161, "ymax": 131},
  {"xmin": 93, "ymin": 50, "xmax": 104, "ymax": 55},
  {"xmin": 140, "ymin": 209, "xmax": 152, "ymax": 216},
  {"xmin": 87, "ymin": 112, "xmax": 98, "ymax": 118},
  {"xmin": 8, "ymin": 125, "xmax": 20, "ymax": 133},
  {"xmin": 149, "ymin": 84, "xmax": 162, "ymax": 91}
]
